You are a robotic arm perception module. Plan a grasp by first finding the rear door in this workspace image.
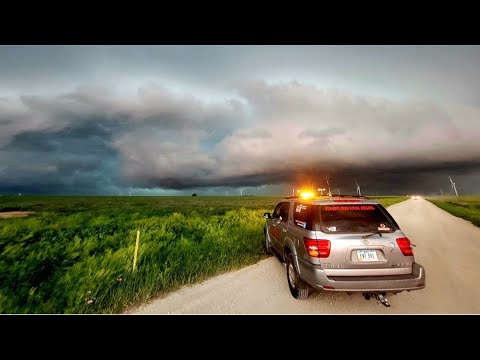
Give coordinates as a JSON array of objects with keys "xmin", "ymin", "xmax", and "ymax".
[
  {"xmin": 317, "ymin": 204, "xmax": 414, "ymax": 276},
  {"xmin": 268, "ymin": 203, "xmax": 282, "ymax": 250},
  {"xmin": 269, "ymin": 202, "xmax": 290, "ymax": 250}
]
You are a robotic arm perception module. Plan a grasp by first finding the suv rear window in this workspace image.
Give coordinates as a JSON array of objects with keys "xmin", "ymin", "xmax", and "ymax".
[{"xmin": 320, "ymin": 204, "xmax": 395, "ymax": 233}]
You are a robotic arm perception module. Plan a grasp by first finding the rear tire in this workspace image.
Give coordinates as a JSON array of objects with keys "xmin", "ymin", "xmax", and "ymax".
[{"xmin": 286, "ymin": 253, "xmax": 310, "ymax": 300}]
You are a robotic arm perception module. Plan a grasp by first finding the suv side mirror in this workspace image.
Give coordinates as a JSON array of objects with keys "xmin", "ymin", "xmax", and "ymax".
[{"xmin": 264, "ymin": 212, "xmax": 271, "ymax": 219}]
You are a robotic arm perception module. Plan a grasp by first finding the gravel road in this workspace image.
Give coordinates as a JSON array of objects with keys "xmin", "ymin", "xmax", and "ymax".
[{"xmin": 131, "ymin": 199, "xmax": 480, "ymax": 314}]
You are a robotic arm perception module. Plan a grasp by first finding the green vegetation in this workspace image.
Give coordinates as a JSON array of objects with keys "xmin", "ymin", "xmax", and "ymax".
[
  {"xmin": 369, "ymin": 196, "xmax": 409, "ymax": 207},
  {"xmin": 0, "ymin": 195, "xmax": 406, "ymax": 314},
  {"xmin": 427, "ymin": 196, "xmax": 480, "ymax": 228}
]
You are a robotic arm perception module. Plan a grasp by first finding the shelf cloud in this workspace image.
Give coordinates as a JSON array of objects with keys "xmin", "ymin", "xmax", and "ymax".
[{"xmin": 1, "ymin": 46, "xmax": 480, "ymax": 195}]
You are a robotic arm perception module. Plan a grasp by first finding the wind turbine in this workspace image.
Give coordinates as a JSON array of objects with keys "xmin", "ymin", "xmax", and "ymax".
[
  {"xmin": 448, "ymin": 176, "xmax": 458, "ymax": 197},
  {"xmin": 326, "ymin": 177, "xmax": 332, "ymax": 196},
  {"xmin": 355, "ymin": 179, "xmax": 361, "ymax": 196}
]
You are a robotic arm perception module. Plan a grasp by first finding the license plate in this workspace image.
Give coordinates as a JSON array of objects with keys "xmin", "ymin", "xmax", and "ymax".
[{"xmin": 357, "ymin": 249, "xmax": 378, "ymax": 262}]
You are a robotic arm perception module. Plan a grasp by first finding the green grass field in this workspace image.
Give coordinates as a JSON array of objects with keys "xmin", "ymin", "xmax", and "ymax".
[
  {"xmin": 426, "ymin": 196, "xmax": 480, "ymax": 228},
  {"xmin": 0, "ymin": 195, "xmax": 407, "ymax": 314},
  {"xmin": 367, "ymin": 196, "xmax": 409, "ymax": 207}
]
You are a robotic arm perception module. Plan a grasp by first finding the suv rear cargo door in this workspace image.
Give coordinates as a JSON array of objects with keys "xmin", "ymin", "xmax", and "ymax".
[{"xmin": 318, "ymin": 204, "xmax": 414, "ymax": 276}]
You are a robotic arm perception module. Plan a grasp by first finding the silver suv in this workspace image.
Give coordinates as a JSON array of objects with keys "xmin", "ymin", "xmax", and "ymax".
[{"xmin": 263, "ymin": 195, "xmax": 426, "ymax": 306}]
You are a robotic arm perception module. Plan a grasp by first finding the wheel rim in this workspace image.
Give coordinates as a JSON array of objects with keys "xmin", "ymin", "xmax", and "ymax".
[{"xmin": 288, "ymin": 262, "xmax": 296, "ymax": 289}]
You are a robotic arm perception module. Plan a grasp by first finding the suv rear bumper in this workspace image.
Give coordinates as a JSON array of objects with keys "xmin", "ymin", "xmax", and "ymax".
[{"xmin": 296, "ymin": 257, "xmax": 426, "ymax": 292}]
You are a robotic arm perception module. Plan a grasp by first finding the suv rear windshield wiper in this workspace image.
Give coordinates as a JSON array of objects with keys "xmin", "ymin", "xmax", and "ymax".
[{"xmin": 362, "ymin": 231, "xmax": 383, "ymax": 239}]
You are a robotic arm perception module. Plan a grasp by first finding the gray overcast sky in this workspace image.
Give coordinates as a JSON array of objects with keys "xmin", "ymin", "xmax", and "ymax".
[{"xmin": 1, "ymin": 45, "xmax": 480, "ymax": 195}]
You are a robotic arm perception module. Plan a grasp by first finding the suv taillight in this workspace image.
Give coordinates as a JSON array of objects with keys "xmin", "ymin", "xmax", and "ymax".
[
  {"xmin": 303, "ymin": 238, "xmax": 330, "ymax": 258},
  {"xmin": 396, "ymin": 237, "xmax": 413, "ymax": 256}
]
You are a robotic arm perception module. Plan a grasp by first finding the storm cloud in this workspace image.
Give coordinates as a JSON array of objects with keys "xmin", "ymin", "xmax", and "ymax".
[{"xmin": 1, "ymin": 46, "xmax": 480, "ymax": 195}]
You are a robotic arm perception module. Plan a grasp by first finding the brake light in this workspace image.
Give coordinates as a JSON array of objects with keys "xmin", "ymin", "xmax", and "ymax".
[
  {"xmin": 333, "ymin": 199, "xmax": 361, "ymax": 202},
  {"xmin": 303, "ymin": 238, "xmax": 330, "ymax": 258},
  {"xmin": 396, "ymin": 237, "xmax": 413, "ymax": 256}
]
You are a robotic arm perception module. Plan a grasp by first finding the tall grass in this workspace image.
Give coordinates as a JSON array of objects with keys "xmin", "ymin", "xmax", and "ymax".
[
  {"xmin": 370, "ymin": 196, "xmax": 409, "ymax": 207},
  {"xmin": 0, "ymin": 195, "xmax": 405, "ymax": 313},
  {"xmin": 427, "ymin": 196, "xmax": 480, "ymax": 228}
]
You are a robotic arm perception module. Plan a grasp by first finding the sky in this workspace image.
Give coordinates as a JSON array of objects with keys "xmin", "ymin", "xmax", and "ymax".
[{"xmin": 1, "ymin": 45, "xmax": 480, "ymax": 196}]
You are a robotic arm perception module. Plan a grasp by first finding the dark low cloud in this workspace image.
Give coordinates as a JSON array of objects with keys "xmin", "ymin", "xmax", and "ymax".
[
  {"xmin": 1, "ymin": 81, "xmax": 480, "ymax": 195},
  {"xmin": 0, "ymin": 120, "xmax": 121, "ymax": 194}
]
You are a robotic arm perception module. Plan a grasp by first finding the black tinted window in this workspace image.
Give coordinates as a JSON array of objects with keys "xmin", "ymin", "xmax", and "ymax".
[
  {"xmin": 320, "ymin": 205, "xmax": 394, "ymax": 233},
  {"xmin": 278, "ymin": 202, "xmax": 290, "ymax": 222},
  {"xmin": 293, "ymin": 202, "xmax": 314, "ymax": 230},
  {"xmin": 272, "ymin": 203, "xmax": 282, "ymax": 219}
]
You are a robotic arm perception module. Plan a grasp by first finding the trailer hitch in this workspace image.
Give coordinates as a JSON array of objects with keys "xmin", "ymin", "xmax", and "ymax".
[
  {"xmin": 362, "ymin": 292, "xmax": 391, "ymax": 307},
  {"xmin": 375, "ymin": 293, "xmax": 391, "ymax": 307}
]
